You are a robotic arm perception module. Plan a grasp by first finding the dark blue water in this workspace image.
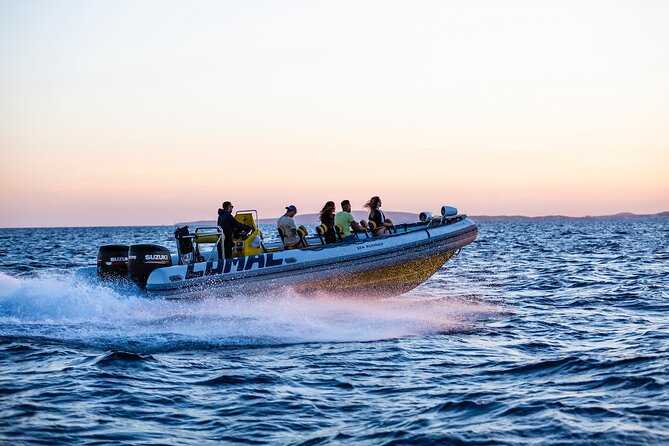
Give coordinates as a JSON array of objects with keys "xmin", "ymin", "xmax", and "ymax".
[{"xmin": 1, "ymin": 219, "xmax": 668, "ymax": 445}]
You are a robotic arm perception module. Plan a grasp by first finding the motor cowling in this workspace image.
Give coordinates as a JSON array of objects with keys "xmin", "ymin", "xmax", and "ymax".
[
  {"xmin": 97, "ymin": 245, "xmax": 129, "ymax": 279},
  {"xmin": 128, "ymin": 244, "xmax": 172, "ymax": 288}
]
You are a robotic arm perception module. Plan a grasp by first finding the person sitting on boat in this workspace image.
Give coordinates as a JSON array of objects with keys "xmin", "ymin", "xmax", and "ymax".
[
  {"xmin": 335, "ymin": 199, "xmax": 366, "ymax": 241},
  {"xmin": 319, "ymin": 201, "xmax": 338, "ymax": 244},
  {"xmin": 364, "ymin": 196, "xmax": 393, "ymax": 236},
  {"xmin": 277, "ymin": 205, "xmax": 306, "ymax": 249},
  {"xmin": 217, "ymin": 201, "xmax": 252, "ymax": 259}
]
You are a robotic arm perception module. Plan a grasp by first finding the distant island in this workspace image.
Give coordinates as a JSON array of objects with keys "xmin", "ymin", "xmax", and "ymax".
[
  {"xmin": 470, "ymin": 211, "xmax": 669, "ymax": 222},
  {"xmin": 177, "ymin": 211, "xmax": 669, "ymax": 227}
]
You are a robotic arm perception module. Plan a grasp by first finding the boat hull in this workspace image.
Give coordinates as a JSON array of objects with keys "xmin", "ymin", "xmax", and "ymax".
[
  {"xmin": 146, "ymin": 218, "xmax": 478, "ymax": 299},
  {"xmin": 293, "ymin": 250, "xmax": 455, "ymax": 297}
]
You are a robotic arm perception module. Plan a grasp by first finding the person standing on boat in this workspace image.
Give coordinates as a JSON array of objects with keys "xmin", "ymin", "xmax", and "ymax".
[
  {"xmin": 277, "ymin": 205, "xmax": 306, "ymax": 249},
  {"xmin": 319, "ymin": 201, "xmax": 337, "ymax": 244},
  {"xmin": 335, "ymin": 200, "xmax": 366, "ymax": 241},
  {"xmin": 217, "ymin": 201, "xmax": 252, "ymax": 259},
  {"xmin": 365, "ymin": 196, "xmax": 393, "ymax": 236}
]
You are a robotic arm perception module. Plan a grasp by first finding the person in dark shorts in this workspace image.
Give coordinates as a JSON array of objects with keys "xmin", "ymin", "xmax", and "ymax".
[{"xmin": 217, "ymin": 201, "xmax": 251, "ymax": 258}]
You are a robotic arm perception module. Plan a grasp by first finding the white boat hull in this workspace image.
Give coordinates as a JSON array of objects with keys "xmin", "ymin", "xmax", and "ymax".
[{"xmin": 145, "ymin": 217, "xmax": 478, "ymax": 299}]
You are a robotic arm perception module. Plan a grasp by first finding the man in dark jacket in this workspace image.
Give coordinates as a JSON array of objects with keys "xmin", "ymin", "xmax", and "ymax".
[{"xmin": 217, "ymin": 201, "xmax": 252, "ymax": 259}]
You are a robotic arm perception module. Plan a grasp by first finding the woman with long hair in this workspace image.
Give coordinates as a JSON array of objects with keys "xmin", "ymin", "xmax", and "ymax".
[
  {"xmin": 364, "ymin": 196, "xmax": 393, "ymax": 236},
  {"xmin": 319, "ymin": 200, "xmax": 337, "ymax": 244}
]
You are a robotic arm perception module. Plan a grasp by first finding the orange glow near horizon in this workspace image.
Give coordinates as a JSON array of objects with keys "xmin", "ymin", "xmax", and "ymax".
[{"xmin": 1, "ymin": 1, "xmax": 668, "ymax": 227}]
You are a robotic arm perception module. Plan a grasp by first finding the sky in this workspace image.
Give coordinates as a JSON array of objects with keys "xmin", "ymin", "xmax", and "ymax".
[{"xmin": 1, "ymin": 0, "xmax": 667, "ymax": 227}]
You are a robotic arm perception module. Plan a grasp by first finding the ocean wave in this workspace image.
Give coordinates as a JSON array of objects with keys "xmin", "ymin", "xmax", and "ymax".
[{"xmin": 1, "ymin": 220, "xmax": 667, "ymax": 444}]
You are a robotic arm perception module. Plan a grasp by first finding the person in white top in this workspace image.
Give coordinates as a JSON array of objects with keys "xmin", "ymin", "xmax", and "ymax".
[{"xmin": 277, "ymin": 205, "xmax": 306, "ymax": 248}]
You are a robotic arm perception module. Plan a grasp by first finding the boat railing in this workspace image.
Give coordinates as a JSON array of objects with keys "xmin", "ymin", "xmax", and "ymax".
[
  {"xmin": 174, "ymin": 226, "xmax": 223, "ymax": 265},
  {"xmin": 174, "ymin": 213, "xmax": 468, "ymax": 261}
]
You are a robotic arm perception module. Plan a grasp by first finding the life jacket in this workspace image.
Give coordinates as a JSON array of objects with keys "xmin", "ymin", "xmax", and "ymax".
[{"xmin": 369, "ymin": 209, "xmax": 386, "ymax": 227}]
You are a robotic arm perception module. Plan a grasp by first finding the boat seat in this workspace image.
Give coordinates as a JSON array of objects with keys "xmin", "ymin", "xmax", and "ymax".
[
  {"xmin": 358, "ymin": 220, "xmax": 373, "ymax": 238},
  {"xmin": 368, "ymin": 220, "xmax": 377, "ymax": 230},
  {"xmin": 277, "ymin": 226, "xmax": 287, "ymax": 248},
  {"xmin": 385, "ymin": 218, "xmax": 395, "ymax": 234},
  {"xmin": 194, "ymin": 233, "xmax": 220, "ymax": 244},
  {"xmin": 367, "ymin": 220, "xmax": 382, "ymax": 237},
  {"xmin": 334, "ymin": 224, "xmax": 344, "ymax": 242},
  {"xmin": 315, "ymin": 224, "xmax": 326, "ymax": 244},
  {"xmin": 277, "ymin": 225, "xmax": 305, "ymax": 250},
  {"xmin": 298, "ymin": 225, "xmax": 309, "ymax": 246}
]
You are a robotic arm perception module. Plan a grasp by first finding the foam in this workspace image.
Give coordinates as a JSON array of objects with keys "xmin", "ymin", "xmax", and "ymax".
[{"xmin": 0, "ymin": 272, "xmax": 505, "ymax": 348}]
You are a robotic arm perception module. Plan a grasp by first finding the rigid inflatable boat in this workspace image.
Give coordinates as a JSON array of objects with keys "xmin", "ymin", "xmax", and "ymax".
[{"xmin": 93, "ymin": 206, "xmax": 478, "ymax": 299}]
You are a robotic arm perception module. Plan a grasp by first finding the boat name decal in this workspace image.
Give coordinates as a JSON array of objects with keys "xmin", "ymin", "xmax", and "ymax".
[
  {"xmin": 224, "ymin": 257, "xmax": 245, "ymax": 273},
  {"xmin": 186, "ymin": 253, "xmax": 285, "ymax": 279},
  {"xmin": 357, "ymin": 242, "xmax": 384, "ymax": 250}
]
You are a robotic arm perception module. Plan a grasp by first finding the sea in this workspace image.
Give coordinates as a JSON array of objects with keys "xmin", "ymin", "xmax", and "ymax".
[{"xmin": 0, "ymin": 218, "xmax": 667, "ymax": 445}]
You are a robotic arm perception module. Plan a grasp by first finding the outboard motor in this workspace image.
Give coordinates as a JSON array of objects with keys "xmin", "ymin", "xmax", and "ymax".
[
  {"xmin": 97, "ymin": 244, "xmax": 129, "ymax": 279},
  {"xmin": 128, "ymin": 244, "xmax": 172, "ymax": 289}
]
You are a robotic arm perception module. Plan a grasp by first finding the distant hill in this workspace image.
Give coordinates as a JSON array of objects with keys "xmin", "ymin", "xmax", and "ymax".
[{"xmin": 469, "ymin": 211, "xmax": 669, "ymax": 222}]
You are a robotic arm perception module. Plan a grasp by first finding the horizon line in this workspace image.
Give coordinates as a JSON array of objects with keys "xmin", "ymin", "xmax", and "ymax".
[{"xmin": 1, "ymin": 210, "xmax": 667, "ymax": 230}]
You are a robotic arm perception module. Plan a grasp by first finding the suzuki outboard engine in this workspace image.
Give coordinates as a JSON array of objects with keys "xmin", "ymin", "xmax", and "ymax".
[
  {"xmin": 97, "ymin": 244, "xmax": 129, "ymax": 279},
  {"xmin": 128, "ymin": 244, "xmax": 172, "ymax": 289}
]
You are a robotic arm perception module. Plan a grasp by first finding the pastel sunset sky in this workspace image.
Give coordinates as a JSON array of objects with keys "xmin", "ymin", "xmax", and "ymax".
[{"xmin": 1, "ymin": 0, "xmax": 667, "ymax": 227}]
